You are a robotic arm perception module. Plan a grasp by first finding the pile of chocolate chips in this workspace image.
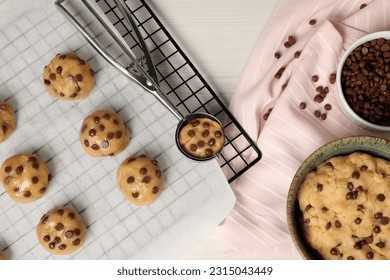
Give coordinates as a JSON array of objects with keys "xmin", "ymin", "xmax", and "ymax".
[{"xmin": 341, "ymin": 37, "xmax": 390, "ymax": 126}]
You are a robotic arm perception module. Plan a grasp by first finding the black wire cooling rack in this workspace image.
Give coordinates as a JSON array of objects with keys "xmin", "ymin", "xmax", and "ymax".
[{"xmin": 65, "ymin": 0, "xmax": 262, "ymax": 183}]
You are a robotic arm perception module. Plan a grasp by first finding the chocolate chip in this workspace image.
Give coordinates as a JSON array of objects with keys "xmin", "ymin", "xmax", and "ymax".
[
  {"xmin": 49, "ymin": 242, "xmax": 56, "ymax": 249},
  {"xmin": 68, "ymin": 213, "xmax": 75, "ymax": 220},
  {"xmin": 28, "ymin": 156, "xmax": 37, "ymax": 162},
  {"xmin": 335, "ymin": 220, "xmax": 342, "ymax": 228},
  {"xmin": 215, "ymin": 131, "xmax": 222, "ymax": 138},
  {"xmin": 274, "ymin": 52, "xmax": 281, "ymax": 59},
  {"xmin": 208, "ymin": 138, "xmax": 216, "ymax": 146},
  {"xmin": 330, "ymin": 248, "xmax": 338, "ymax": 255},
  {"xmin": 32, "ymin": 162, "xmax": 39, "ymax": 169},
  {"xmin": 89, "ymin": 129, "xmax": 96, "ymax": 137},
  {"xmin": 15, "ymin": 166, "xmax": 24, "ymax": 174},
  {"xmin": 142, "ymin": 176, "xmax": 151, "ymax": 184},
  {"xmin": 132, "ymin": 192, "xmax": 139, "ymax": 198},
  {"xmin": 39, "ymin": 187, "xmax": 46, "ymax": 193},
  {"xmin": 23, "ymin": 191, "xmax": 31, "ymax": 197},
  {"xmin": 70, "ymin": 93, "xmax": 77, "ymax": 98},
  {"xmin": 75, "ymin": 74, "xmax": 83, "ymax": 82},
  {"xmin": 113, "ymin": 119, "xmax": 119, "ymax": 125},
  {"xmin": 197, "ymin": 140, "xmax": 204, "ymax": 148},
  {"xmin": 377, "ymin": 193, "xmax": 385, "ymax": 201},
  {"xmin": 360, "ymin": 3, "xmax": 367, "ymax": 9},
  {"xmin": 305, "ymin": 204, "xmax": 312, "ymax": 211},
  {"xmin": 74, "ymin": 228, "xmax": 81, "ymax": 236},
  {"xmin": 352, "ymin": 171, "xmax": 360, "ymax": 179},
  {"xmin": 284, "ymin": 41, "xmax": 291, "ymax": 48},
  {"xmin": 375, "ymin": 212, "xmax": 383, "ymax": 219},
  {"xmin": 294, "ymin": 51, "xmax": 301, "ymax": 58},
  {"xmin": 72, "ymin": 239, "xmax": 81, "ymax": 246},
  {"xmin": 55, "ymin": 223, "xmax": 64, "ymax": 231},
  {"xmin": 288, "ymin": 36, "xmax": 296, "ymax": 45},
  {"xmin": 140, "ymin": 155, "xmax": 147, "ymax": 158},
  {"xmin": 324, "ymin": 104, "xmax": 332, "ymax": 111},
  {"xmin": 57, "ymin": 209, "xmax": 64, "ymax": 216},
  {"xmin": 205, "ymin": 149, "xmax": 213, "ymax": 157},
  {"xmin": 190, "ymin": 144, "xmax": 197, "ymax": 151},
  {"xmin": 366, "ymin": 252, "xmax": 374, "ymax": 259},
  {"xmin": 299, "ymin": 102, "xmax": 306, "ymax": 110},
  {"xmin": 376, "ymin": 241, "xmax": 385, "ymax": 248},
  {"xmin": 202, "ymin": 130, "xmax": 209, "ymax": 137},
  {"xmin": 49, "ymin": 73, "xmax": 56, "ymax": 81},
  {"xmin": 59, "ymin": 244, "xmax": 67, "ymax": 250},
  {"xmin": 317, "ymin": 184, "xmax": 323, "ymax": 192},
  {"xmin": 151, "ymin": 160, "xmax": 158, "ymax": 166},
  {"xmin": 320, "ymin": 113, "xmax": 327, "ymax": 120},
  {"xmin": 188, "ymin": 130, "xmax": 195, "ymax": 137},
  {"xmin": 90, "ymin": 69, "xmax": 95, "ymax": 76},
  {"xmin": 374, "ymin": 226, "xmax": 381, "ymax": 233},
  {"xmin": 31, "ymin": 176, "xmax": 39, "ymax": 184},
  {"xmin": 347, "ymin": 256, "xmax": 354, "ymax": 260},
  {"xmin": 43, "ymin": 235, "xmax": 50, "ymax": 242},
  {"xmin": 152, "ymin": 186, "xmax": 159, "ymax": 194},
  {"xmin": 4, "ymin": 166, "xmax": 11, "ymax": 173},
  {"xmin": 321, "ymin": 207, "xmax": 328, "ymax": 213},
  {"xmin": 107, "ymin": 132, "xmax": 114, "ymax": 140},
  {"xmin": 354, "ymin": 217, "xmax": 362, "ymax": 224},
  {"xmin": 103, "ymin": 113, "xmax": 110, "ymax": 120},
  {"xmin": 60, "ymin": 92, "xmax": 65, "ymax": 97},
  {"xmin": 263, "ymin": 113, "xmax": 269, "ymax": 121},
  {"xmin": 44, "ymin": 79, "xmax": 51, "ymax": 86},
  {"xmin": 4, "ymin": 176, "xmax": 12, "ymax": 184},
  {"xmin": 91, "ymin": 144, "xmax": 99, "ymax": 150},
  {"xmin": 13, "ymin": 187, "xmax": 19, "ymax": 193},
  {"xmin": 191, "ymin": 120, "xmax": 200, "ymax": 127},
  {"xmin": 314, "ymin": 110, "xmax": 321, "ymax": 118},
  {"xmin": 84, "ymin": 139, "xmax": 89, "ymax": 147},
  {"xmin": 365, "ymin": 236, "xmax": 374, "ymax": 244},
  {"xmin": 312, "ymin": 75, "xmax": 319, "ymax": 82},
  {"xmin": 304, "ymin": 218, "xmax": 310, "ymax": 224},
  {"xmin": 140, "ymin": 168, "xmax": 147, "ymax": 175},
  {"xmin": 354, "ymin": 241, "xmax": 363, "ymax": 249},
  {"xmin": 381, "ymin": 216, "xmax": 390, "ymax": 225},
  {"xmin": 309, "ymin": 19, "xmax": 317, "ymax": 25},
  {"xmin": 156, "ymin": 170, "xmax": 161, "ymax": 178},
  {"xmin": 65, "ymin": 231, "xmax": 74, "ymax": 238},
  {"xmin": 59, "ymin": 54, "xmax": 66, "ymax": 60},
  {"xmin": 98, "ymin": 125, "xmax": 105, "ymax": 132},
  {"xmin": 56, "ymin": 66, "xmax": 62, "ymax": 74},
  {"xmin": 326, "ymin": 222, "xmax": 331, "ymax": 230},
  {"xmin": 357, "ymin": 204, "xmax": 364, "ymax": 211}
]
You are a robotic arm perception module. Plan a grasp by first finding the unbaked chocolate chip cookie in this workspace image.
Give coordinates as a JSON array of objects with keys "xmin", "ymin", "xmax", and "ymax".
[
  {"xmin": 0, "ymin": 154, "xmax": 51, "ymax": 203},
  {"xmin": 80, "ymin": 110, "xmax": 129, "ymax": 157},
  {"xmin": 178, "ymin": 117, "xmax": 224, "ymax": 159},
  {"xmin": 36, "ymin": 207, "xmax": 87, "ymax": 255},
  {"xmin": 0, "ymin": 101, "xmax": 16, "ymax": 143},
  {"xmin": 43, "ymin": 52, "xmax": 94, "ymax": 100},
  {"xmin": 116, "ymin": 155, "xmax": 164, "ymax": 206},
  {"xmin": 298, "ymin": 152, "xmax": 390, "ymax": 260}
]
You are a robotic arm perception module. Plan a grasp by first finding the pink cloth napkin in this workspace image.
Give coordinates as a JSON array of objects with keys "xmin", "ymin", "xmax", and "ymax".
[{"xmin": 218, "ymin": 0, "xmax": 390, "ymax": 259}]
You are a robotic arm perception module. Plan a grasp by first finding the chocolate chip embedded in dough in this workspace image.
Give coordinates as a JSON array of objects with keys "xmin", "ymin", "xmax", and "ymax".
[
  {"xmin": 354, "ymin": 217, "xmax": 362, "ymax": 224},
  {"xmin": 15, "ymin": 166, "xmax": 24, "ymax": 174},
  {"xmin": 140, "ymin": 168, "xmax": 147, "ymax": 175},
  {"xmin": 366, "ymin": 252, "xmax": 374, "ymax": 259},
  {"xmin": 360, "ymin": 165, "xmax": 368, "ymax": 171},
  {"xmin": 55, "ymin": 223, "xmax": 64, "ymax": 231},
  {"xmin": 347, "ymin": 256, "xmax": 354, "ymax": 260},
  {"xmin": 321, "ymin": 207, "xmax": 328, "ymax": 213},
  {"xmin": 375, "ymin": 212, "xmax": 383, "ymax": 219},
  {"xmin": 374, "ymin": 226, "xmax": 381, "ymax": 233},
  {"xmin": 132, "ymin": 192, "xmax": 139, "ymax": 198},
  {"xmin": 152, "ymin": 186, "xmax": 159, "ymax": 194},
  {"xmin": 377, "ymin": 193, "xmax": 385, "ymax": 202},
  {"xmin": 381, "ymin": 217, "xmax": 390, "ymax": 225},
  {"xmin": 357, "ymin": 204, "xmax": 364, "ymax": 211},
  {"xmin": 65, "ymin": 231, "xmax": 74, "ymax": 238},
  {"xmin": 376, "ymin": 241, "xmax": 385, "ymax": 248},
  {"xmin": 188, "ymin": 130, "xmax": 195, "ymax": 137},
  {"xmin": 4, "ymin": 166, "xmax": 11, "ymax": 173},
  {"xmin": 330, "ymin": 248, "xmax": 338, "ymax": 256},
  {"xmin": 54, "ymin": 237, "xmax": 61, "ymax": 244},
  {"xmin": 24, "ymin": 191, "xmax": 31, "ymax": 197},
  {"xmin": 197, "ymin": 141, "xmax": 204, "ymax": 148},
  {"xmin": 32, "ymin": 176, "xmax": 39, "ymax": 184},
  {"xmin": 127, "ymin": 176, "xmax": 135, "ymax": 184},
  {"xmin": 335, "ymin": 220, "xmax": 342, "ymax": 228},
  {"xmin": 326, "ymin": 222, "xmax": 332, "ymax": 230},
  {"xmin": 75, "ymin": 74, "xmax": 83, "ymax": 82},
  {"xmin": 49, "ymin": 73, "xmax": 56, "ymax": 81},
  {"xmin": 142, "ymin": 176, "xmax": 151, "ymax": 184},
  {"xmin": 91, "ymin": 144, "xmax": 99, "ymax": 150},
  {"xmin": 205, "ymin": 149, "xmax": 213, "ymax": 157},
  {"xmin": 305, "ymin": 204, "xmax": 312, "ymax": 211},
  {"xmin": 156, "ymin": 170, "xmax": 161, "ymax": 178},
  {"xmin": 43, "ymin": 235, "xmax": 50, "ymax": 242},
  {"xmin": 190, "ymin": 144, "xmax": 197, "ymax": 152},
  {"xmin": 352, "ymin": 171, "xmax": 360, "ymax": 179}
]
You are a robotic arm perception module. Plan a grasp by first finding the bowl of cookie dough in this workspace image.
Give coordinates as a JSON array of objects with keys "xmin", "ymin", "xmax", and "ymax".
[
  {"xmin": 336, "ymin": 31, "xmax": 390, "ymax": 131},
  {"xmin": 286, "ymin": 136, "xmax": 390, "ymax": 260}
]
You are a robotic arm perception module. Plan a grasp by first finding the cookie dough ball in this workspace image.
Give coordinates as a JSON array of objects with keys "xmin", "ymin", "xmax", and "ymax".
[
  {"xmin": 80, "ymin": 110, "xmax": 129, "ymax": 157},
  {"xmin": 36, "ymin": 207, "xmax": 87, "ymax": 255},
  {"xmin": 178, "ymin": 117, "xmax": 224, "ymax": 159},
  {"xmin": 0, "ymin": 250, "xmax": 5, "ymax": 260},
  {"xmin": 0, "ymin": 154, "xmax": 51, "ymax": 203},
  {"xmin": 117, "ymin": 155, "xmax": 164, "ymax": 206},
  {"xmin": 43, "ymin": 52, "xmax": 94, "ymax": 100},
  {"xmin": 0, "ymin": 101, "xmax": 16, "ymax": 143}
]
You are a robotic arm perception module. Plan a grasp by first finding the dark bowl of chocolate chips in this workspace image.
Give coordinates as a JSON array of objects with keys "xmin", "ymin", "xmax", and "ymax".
[{"xmin": 337, "ymin": 32, "xmax": 390, "ymax": 131}]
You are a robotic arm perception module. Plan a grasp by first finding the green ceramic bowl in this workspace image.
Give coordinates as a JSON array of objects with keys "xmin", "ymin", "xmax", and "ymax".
[{"xmin": 286, "ymin": 136, "xmax": 390, "ymax": 260}]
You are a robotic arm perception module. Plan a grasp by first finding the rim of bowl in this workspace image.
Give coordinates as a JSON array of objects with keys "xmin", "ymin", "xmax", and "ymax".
[
  {"xmin": 336, "ymin": 31, "xmax": 390, "ymax": 132},
  {"xmin": 286, "ymin": 135, "xmax": 390, "ymax": 260}
]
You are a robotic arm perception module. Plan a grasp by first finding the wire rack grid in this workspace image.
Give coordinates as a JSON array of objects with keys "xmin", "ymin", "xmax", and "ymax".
[{"xmin": 76, "ymin": 0, "xmax": 262, "ymax": 183}]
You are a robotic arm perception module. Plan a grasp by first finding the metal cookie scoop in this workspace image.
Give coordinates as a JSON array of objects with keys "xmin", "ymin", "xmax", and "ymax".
[{"xmin": 55, "ymin": 0, "xmax": 224, "ymax": 161}]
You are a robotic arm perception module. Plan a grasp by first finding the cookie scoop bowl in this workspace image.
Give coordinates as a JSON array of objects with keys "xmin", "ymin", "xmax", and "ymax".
[
  {"xmin": 336, "ymin": 31, "xmax": 390, "ymax": 131},
  {"xmin": 175, "ymin": 112, "xmax": 225, "ymax": 162},
  {"xmin": 287, "ymin": 136, "xmax": 390, "ymax": 260}
]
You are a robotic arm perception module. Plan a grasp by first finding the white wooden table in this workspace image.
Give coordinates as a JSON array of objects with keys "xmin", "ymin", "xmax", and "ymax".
[{"xmin": 0, "ymin": 0, "xmax": 279, "ymax": 259}]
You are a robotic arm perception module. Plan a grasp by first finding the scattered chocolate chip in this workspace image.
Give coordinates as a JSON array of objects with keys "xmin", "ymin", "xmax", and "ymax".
[
  {"xmin": 68, "ymin": 213, "xmax": 75, "ymax": 220},
  {"xmin": 103, "ymin": 113, "xmax": 110, "ymax": 120},
  {"xmin": 360, "ymin": 3, "xmax": 367, "ymax": 9},
  {"xmin": 376, "ymin": 241, "xmax": 385, "ymax": 248},
  {"xmin": 31, "ymin": 176, "xmax": 39, "ymax": 184},
  {"xmin": 312, "ymin": 75, "xmax": 319, "ymax": 82},
  {"xmin": 324, "ymin": 104, "xmax": 332, "ymax": 111},
  {"xmin": 65, "ymin": 231, "xmax": 74, "ymax": 238},
  {"xmin": 151, "ymin": 160, "xmax": 158, "ymax": 166},
  {"xmin": 304, "ymin": 218, "xmax": 310, "ymax": 224},
  {"xmin": 354, "ymin": 217, "xmax": 362, "ymax": 224},
  {"xmin": 305, "ymin": 204, "xmax": 312, "ymax": 211},
  {"xmin": 59, "ymin": 244, "xmax": 67, "ymax": 250},
  {"xmin": 215, "ymin": 131, "xmax": 222, "ymax": 138},
  {"xmin": 54, "ymin": 237, "xmax": 61, "ymax": 244},
  {"xmin": 321, "ymin": 207, "xmax": 329, "ymax": 213},
  {"xmin": 326, "ymin": 222, "xmax": 332, "ymax": 230},
  {"xmin": 366, "ymin": 236, "xmax": 374, "ymax": 244},
  {"xmin": 274, "ymin": 52, "xmax": 281, "ymax": 59},
  {"xmin": 107, "ymin": 132, "xmax": 114, "ymax": 140},
  {"xmin": 132, "ymin": 192, "xmax": 139, "ymax": 198},
  {"xmin": 284, "ymin": 41, "xmax": 291, "ymax": 48},
  {"xmin": 13, "ymin": 187, "xmax": 19, "ymax": 193},
  {"xmin": 56, "ymin": 66, "xmax": 62, "ymax": 74},
  {"xmin": 335, "ymin": 220, "xmax": 342, "ymax": 228},
  {"xmin": 299, "ymin": 102, "xmax": 307, "ymax": 110},
  {"xmin": 75, "ymin": 74, "xmax": 83, "ymax": 82},
  {"xmin": 4, "ymin": 176, "xmax": 12, "ymax": 184},
  {"xmin": 84, "ymin": 139, "xmax": 89, "ymax": 147},
  {"xmin": 89, "ymin": 129, "xmax": 96, "ymax": 137},
  {"xmin": 188, "ymin": 130, "xmax": 195, "ymax": 137},
  {"xmin": 24, "ymin": 191, "xmax": 31, "ymax": 197},
  {"xmin": 317, "ymin": 184, "xmax": 323, "ymax": 192},
  {"xmin": 152, "ymin": 186, "xmax": 159, "ymax": 194},
  {"xmin": 314, "ymin": 110, "xmax": 321, "ymax": 118},
  {"xmin": 191, "ymin": 120, "xmax": 200, "ymax": 127},
  {"xmin": 203, "ymin": 122, "xmax": 210, "ymax": 128},
  {"xmin": 197, "ymin": 140, "xmax": 204, "ymax": 148},
  {"xmin": 347, "ymin": 256, "xmax": 354, "ymax": 260},
  {"xmin": 190, "ymin": 144, "xmax": 197, "ymax": 151},
  {"xmin": 70, "ymin": 93, "xmax": 77, "ymax": 98},
  {"xmin": 32, "ymin": 162, "xmax": 39, "ymax": 169},
  {"xmin": 90, "ymin": 69, "xmax": 95, "ymax": 76},
  {"xmin": 113, "ymin": 119, "xmax": 119, "ymax": 125},
  {"xmin": 205, "ymin": 149, "xmax": 213, "ymax": 157},
  {"xmin": 73, "ymin": 239, "xmax": 81, "ymax": 246},
  {"xmin": 49, "ymin": 73, "xmax": 56, "ymax": 81},
  {"xmin": 208, "ymin": 138, "xmax": 216, "ymax": 146},
  {"xmin": 288, "ymin": 36, "xmax": 296, "ymax": 45},
  {"xmin": 49, "ymin": 242, "xmax": 56, "ymax": 249},
  {"xmin": 74, "ymin": 228, "xmax": 81, "ymax": 236},
  {"xmin": 320, "ymin": 113, "xmax": 327, "ymax": 120},
  {"xmin": 366, "ymin": 252, "xmax": 374, "ymax": 259},
  {"xmin": 309, "ymin": 19, "xmax": 317, "ymax": 25},
  {"xmin": 142, "ymin": 176, "xmax": 151, "ymax": 184},
  {"xmin": 374, "ymin": 226, "xmax": 381, "ymax": 233},
  {"xmin": 263, "ymin": 113, "xmax": 269, "ymax": 120},
  {"xmin": 294, "ymin": 51, "xmax": 301, "ymax": 58},
  {"xmin": 330, "ymin": 248, "xmax": 338, "ymax": 255},
  {"xmin": 375, "ymin": 212, "xmax": 383, "ymax": 219},
  {"xmin": 44, "ymin": 79, "xmax": 51, "ymax": 86},
  {"xmin": 4, "ymin": 166, "xmax": 11, "ymax": 173}
]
